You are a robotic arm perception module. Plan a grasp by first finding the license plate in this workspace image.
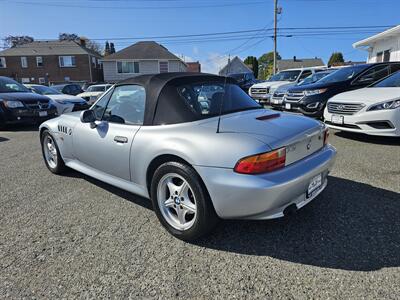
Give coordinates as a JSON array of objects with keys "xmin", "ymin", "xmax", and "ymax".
[
  {"xmin": 307, "ymin": 173, "xmax": 322, "ymax": 198},
  {"xmin": 331, "ymin": 114, "xmax": 344, "ymax": 124},
  {"xmin": 39, "ymin": 111, "xmax": 48, "ymax": 117},
  {"xmin": 285, "ymin": 103, "xmax": 291, "ymax": 110}
]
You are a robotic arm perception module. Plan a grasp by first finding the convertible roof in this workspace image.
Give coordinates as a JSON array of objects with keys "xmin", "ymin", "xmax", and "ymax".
[{"xmin": 116, "ymin": 72, "xmax": 236, "ymax": 125}]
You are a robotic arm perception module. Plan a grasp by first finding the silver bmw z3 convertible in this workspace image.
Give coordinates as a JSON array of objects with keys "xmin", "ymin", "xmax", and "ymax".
[{"xmin": 39, "ymin": 73, "xmax": 336, "ymax": 240}]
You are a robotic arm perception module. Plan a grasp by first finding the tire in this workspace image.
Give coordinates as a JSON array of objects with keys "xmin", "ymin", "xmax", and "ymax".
[
  {"xmin": 150, "ymin": 161, "xmax": 218, "ymax": 241},
  {"xmin": 40, "ymin": 130, "xmax": 66, "ymax": 174}
]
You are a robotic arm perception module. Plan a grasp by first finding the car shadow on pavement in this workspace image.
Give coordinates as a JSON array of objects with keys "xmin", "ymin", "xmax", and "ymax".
[
  {"xmin": 334, "ymin": 131, "xmax": 400, "ymax": 146},
  {"xmin": 195, "ymin": 176, "xmax": 400, "ymax": 272},
  {"xmin": 0, "ymin": 137, "xmax": 9, "ymax": 142},
  {"xmin": 62, "ymin": 169, "xmax": 153, "ymax": 210},
  {"xmin": 1, "ymin": 124, "xmax": 39, "ymax": 132}
]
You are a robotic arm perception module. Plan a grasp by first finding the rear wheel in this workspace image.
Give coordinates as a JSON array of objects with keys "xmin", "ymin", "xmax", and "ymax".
[
  {"xmin": 151, "ymin": 161, "xmax": 218, "ymax": 241},
  {"xmin": 41, "ymin": 130, "xmax": 66, "ymax": 174}
]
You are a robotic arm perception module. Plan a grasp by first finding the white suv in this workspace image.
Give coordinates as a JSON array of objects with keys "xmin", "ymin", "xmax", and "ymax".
[{"xmin": 249, "ymin": 67, "xmax": 326, "ymax": 103}]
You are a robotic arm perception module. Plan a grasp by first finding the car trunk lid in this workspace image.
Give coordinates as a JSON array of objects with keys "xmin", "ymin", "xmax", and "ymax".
[{"xmin": 218, "ymin": 109, "xmax": 325, "ymax": 166}]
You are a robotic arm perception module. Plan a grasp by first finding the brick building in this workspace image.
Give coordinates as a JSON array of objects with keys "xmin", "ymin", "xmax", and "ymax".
[{"xmin": 0, "ymin": 40, "xmax": 103, "ymax": 84}]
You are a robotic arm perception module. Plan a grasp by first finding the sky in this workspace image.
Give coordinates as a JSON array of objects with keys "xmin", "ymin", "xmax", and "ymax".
[{"xmin": 0, "ymin": 0, "xmax": 399, "ymax": 74}]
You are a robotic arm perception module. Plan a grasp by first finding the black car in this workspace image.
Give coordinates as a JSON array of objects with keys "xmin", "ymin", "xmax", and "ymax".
[
  {"xmin": 283, "ymin": 62, "xmax": 400, "ymax": 118},
  {"xmin": 51, "ymin": 83, "xmax": 84, "ymax": 96},
  {"xmin": 0, "ymin": 77, "xmax": 57, "ymax": 128},
  {"xmin": 229, "ymin": 73, "xmax": 258, "ymax": 93}
]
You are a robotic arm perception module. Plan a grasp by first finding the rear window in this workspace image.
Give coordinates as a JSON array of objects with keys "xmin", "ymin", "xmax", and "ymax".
[{"xmin": 177, "ymin": 82, "xmax": 261, "ymax": 117}]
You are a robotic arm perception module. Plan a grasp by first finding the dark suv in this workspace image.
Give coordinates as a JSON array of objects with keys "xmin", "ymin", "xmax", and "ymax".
[
  {"xmin": 283, "ymin": 62, "xmax": 400, "ymax": 118},
  {"xmin": 0, "ymin": 77, "xmax": 57, "ymax": 128},
  {"xmin": 229, "ymin": 73, "xmax": 258, "ymax": 93},
  {"xmin": 51, "ymin": 83, "xmax": 83, "ymax": 96}
]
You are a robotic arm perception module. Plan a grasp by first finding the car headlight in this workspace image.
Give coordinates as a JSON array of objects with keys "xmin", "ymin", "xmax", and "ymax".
[
  {"xmin": 367, "ymin": 100, "xmax": 400, "ymax": 111},
  {"xmin": 3, "ymin": 100, "xmax": 25, "ymax": 108},
  {"xmin": 304, "ymin": 88, "xmax": 328, "ymax": 96}
]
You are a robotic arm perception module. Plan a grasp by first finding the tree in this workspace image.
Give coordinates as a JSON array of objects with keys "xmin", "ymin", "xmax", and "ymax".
[
  {"xmin": 58, "ymin": 33, "xmax": 79, "ymax": 41},
  {"xmin": 244, "ymin": 56, "xmax": 259, "ymax": 78},
  {"xmin": 4, "ymin": 35, "xmax": 34, "ymax": 48},
  {"xmin": 258, "ymin": 51, "xmax": 281, "ymax": 66},
  {"xmin": 328, "ymin": 52, "xmax": 345, "ymax": 66},
  {"xmin": 258, "ymin": 51, "xmax": 281, "ymax": 80},
  {"xmin": 110, "ymin": 42, "xmax": 116, "ymax": 54},
  {"xmin": 105, "ymin": 41, "xmax": 110, "ymax": 56}
]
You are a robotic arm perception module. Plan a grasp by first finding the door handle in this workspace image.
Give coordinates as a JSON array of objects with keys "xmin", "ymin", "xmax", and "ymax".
[{"xmin": 114, "ymin": 136, "xmax": 128, "ymax": 143}]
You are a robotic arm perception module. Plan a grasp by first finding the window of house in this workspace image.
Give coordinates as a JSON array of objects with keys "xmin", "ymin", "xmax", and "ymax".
[
  {"xmin": 21, "ymin": 78, "xmax": 30, "ymax": 83},
  {"xmin": 39, "ymin": 77, "xmax": 46, "ymax": 84},
  {"xmin": 383, "ymin": 50, "xmax": 391, "ymax": 62},
  {"xmin": 59, "ymin": 56, "xmax": 76, "ymax": 67},
  {"xmin": 92, "ymin": 56, "xmax": 96, "ymax": 67},
  {"xmin": 36, "ymin": 56, "xmax": 43, "ymax": 67},
  {"xmin": 0, "ymin": 57, "xmax": 6, "ymax": 68},
  {"xmin": 159, "ymin": 61, "xmax": 169, "ymax": 73},
  {"xmin": 376, "ymin": 52, "xmax": 383, "ymax": 63},
  {"xmin": 21, "ymin": 57, "xmax": 28, "ymax": 68},
  {"xmin": 117, "ymin": 61, "xmax": 139, "ymax": 74}
]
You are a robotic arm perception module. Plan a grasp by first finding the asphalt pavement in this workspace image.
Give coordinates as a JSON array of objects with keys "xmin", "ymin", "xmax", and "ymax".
[{"xmin": 0, "ymin": 125, "xmax": 399, "ymax": 299}]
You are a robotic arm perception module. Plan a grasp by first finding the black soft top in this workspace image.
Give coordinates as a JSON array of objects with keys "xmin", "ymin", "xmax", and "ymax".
[{"xmin": 116, "ymin": 72, "xmax": 236, "ymax": 125}]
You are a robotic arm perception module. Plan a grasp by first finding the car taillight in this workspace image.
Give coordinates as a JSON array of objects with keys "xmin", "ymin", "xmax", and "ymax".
[
  {"xmin": 323, "ymin": 128, "xmax": 329, "ymax": 145},
  {"xmin": 234, "ymin": 148, "xmax": 286, "ymax": 174}
]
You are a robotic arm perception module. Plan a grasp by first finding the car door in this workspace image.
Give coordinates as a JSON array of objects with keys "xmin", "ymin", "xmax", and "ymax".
[{"xmin": 73, "ymin": 84, "xmax": 146, "ymax": 181}]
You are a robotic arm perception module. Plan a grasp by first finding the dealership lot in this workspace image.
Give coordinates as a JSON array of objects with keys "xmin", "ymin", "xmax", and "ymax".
[{"xmin": 0, "ymin": 127, "xmax": 399, "ymax": 299}]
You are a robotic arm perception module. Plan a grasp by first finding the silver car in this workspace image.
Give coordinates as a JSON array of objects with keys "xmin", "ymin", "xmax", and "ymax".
[{"xmin": 39, "ymin": 73, "xmax": 336, "ymax": 240}]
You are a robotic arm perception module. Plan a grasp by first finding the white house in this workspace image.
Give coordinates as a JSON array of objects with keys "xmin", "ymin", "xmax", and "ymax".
[
  {"xmin": 101, "ymin": 41, "xmax": 187, "ymax": 82},
  {"xmin": 353, "ymin": 25, "xmax": 400, "ymax": 63}
]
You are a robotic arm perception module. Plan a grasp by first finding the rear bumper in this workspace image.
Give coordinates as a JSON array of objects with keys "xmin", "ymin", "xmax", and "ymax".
[
  {"xmin": 324, "ymin": 109, "xmax": 400, "ymax": 137},
  {"xmin": 194, "ymin": 145, "xmax": 336, "ymax": 220}
]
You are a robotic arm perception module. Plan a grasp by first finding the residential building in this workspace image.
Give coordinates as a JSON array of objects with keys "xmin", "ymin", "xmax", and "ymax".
[
  {"xmin": 186, "ymin": 61, "xmax": 201, "ymax": 73},
  {"xmin": 275, "ymin": 57, "xmax": 325, "ymax": 72},
  {"xmin": 353, "ymin": 25, "xmax": 400, "ymax": 63},
  {"xmin": 0, "ymin": 40, "xmax": 103, "ymax": 84},
  {"xmin": 219, "ymin": 56, "xmax": 253, "ymax": 76},
  {"xmin": 101, "ymin": 41, "xmax": 187, "ymax": 82}
]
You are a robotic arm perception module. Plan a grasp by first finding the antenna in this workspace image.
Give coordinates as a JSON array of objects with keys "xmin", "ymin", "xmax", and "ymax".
[{"xmin": 216, "ymin": 54, "xmax": 231, "ymax": 133}]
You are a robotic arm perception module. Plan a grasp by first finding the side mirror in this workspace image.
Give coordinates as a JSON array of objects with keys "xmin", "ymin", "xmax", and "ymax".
[{"xmin": 80, "ymin": 110, "xmax": 97, "ymax": 128}]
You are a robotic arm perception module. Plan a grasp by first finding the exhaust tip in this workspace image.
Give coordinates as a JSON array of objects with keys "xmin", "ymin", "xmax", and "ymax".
[{"xmin": 283, "ymin": 204, "xmax": 298, "ymax": 217}]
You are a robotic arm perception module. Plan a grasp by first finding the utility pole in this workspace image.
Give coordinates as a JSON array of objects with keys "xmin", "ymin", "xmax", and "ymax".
[{"xmin": 273, "ymin": 0, "xmax": 278, "ymax": 75}]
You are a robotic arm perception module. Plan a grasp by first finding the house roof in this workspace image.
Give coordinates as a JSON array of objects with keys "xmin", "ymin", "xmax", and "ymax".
[
  {"xmin": 276, "ymin": 58, "xmax": 325, "ymax": 71},
  {"xmin": 0, "ymin": 40, "xmax": 102, "ymax": 57},
  {"xmin": 219, "ymin": 56, "xmax": 253, "ymax": 75},
  {"xmin": 353, "ymin": 25, "xmax": 400, "ymax": 48},
  {"xmin": 102, "ymin": 41, "xmax": 182, "ymax": 61}
]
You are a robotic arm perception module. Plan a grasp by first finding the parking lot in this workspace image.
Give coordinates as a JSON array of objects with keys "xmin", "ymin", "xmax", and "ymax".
[{"xmin": 0, "ymin": 126, "xmax": 399, "ymax": 299}]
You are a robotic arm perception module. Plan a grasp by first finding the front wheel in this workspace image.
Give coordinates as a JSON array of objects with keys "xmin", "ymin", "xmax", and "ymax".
[
  {"xmin": 41, "ymin": 130, "xmax": 66, "ymax": 174},
  {"xmin": 151, "ymin": 161, "xmax": 218, "ymax": 241}
]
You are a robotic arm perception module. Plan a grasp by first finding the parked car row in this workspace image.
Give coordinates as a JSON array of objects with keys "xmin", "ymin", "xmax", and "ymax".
[
  {"xmin": 0, "ymin": 77, "xmax": 92, "ymax": 128},
  {"xmin": 251, "ymin": 63, "xmax": 400, "ymax": 137}
]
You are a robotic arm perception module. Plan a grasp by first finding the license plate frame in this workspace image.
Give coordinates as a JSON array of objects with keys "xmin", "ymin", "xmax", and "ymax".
[
  {"xmin": 285, "ymin": 103, "xmax": 291, "ymax": 110},
  {"xmin": 307, "ymin": 173, "xmax": 322, "ymax": 199},
  {"xmin": 39, "ymin": 111, "xmax": 48, "ymax": 117},
  {"xmin": 331, "ymin": 114, "xmax": 344, "ymax": 125}
]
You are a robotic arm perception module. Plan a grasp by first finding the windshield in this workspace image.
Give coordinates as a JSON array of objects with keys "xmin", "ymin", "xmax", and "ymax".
[
  {"xmin": 373, "ymin": 71, "xmax": 400, "ymax": 87},
  {"xmin": 317, "ymin": 66, "xmax": 367, "ymax": 84},
  {"xmin": 0, "ymin": 77, "xmax": 30, "ymax": 93},
  {"xmin": 30, "ymin": 85, "xmax": 61, "ymax": 95},
  {"xmin": 88, "ymin": 86, "xmax": 106, "ymax": 92},
  {"xmin": 229, "ymin": 73, "xmax": 253, "ymax": 82},
  {"xmin": 269, "ymin": 70, "xmax": 301, "ymax": 82},
  {"xmin": 178, "ymin": 82, "xmax": 261, "ymax": 118},
  {"xmin": 51, "ymin": 85, "xmax": 64, "ymax": 92},
  {"xmin": 298, "ymin": 71, "xmax": 332, "ymax": 86}
]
